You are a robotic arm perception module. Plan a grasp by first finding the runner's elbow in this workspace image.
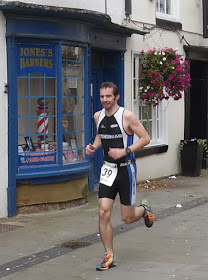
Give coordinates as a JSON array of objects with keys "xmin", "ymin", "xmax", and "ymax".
[{"xmin": 146, "ymin": 135, "xmax": 150, "ymax": 145}]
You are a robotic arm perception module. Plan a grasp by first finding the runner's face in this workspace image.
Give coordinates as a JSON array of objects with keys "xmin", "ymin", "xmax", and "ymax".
[{"xmin": 100, "ymin": 87, "xmax": 119, "ymax": 110}]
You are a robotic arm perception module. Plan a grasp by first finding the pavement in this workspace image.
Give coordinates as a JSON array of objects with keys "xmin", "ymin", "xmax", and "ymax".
[{"xmin": 0, "ymin": 169, "xmax": 208, "ymax": 280}]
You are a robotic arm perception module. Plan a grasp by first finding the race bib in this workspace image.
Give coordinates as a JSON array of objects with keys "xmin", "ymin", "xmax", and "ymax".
[{"xmin": 100, "ymin": 162, "xmax": 118, "ymax": 187}]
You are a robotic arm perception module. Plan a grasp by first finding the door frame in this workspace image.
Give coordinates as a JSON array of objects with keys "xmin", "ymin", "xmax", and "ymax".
[
  {"xmin": 184, "ymin": 46, "xmax": 208, "ymax": 140},
  {"xmin": 90, "ymin": 49, "xmax": 125, "ymax": 187}
]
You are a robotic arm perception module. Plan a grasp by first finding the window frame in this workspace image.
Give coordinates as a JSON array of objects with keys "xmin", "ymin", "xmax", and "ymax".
[
  {"xmin": 132, "ymin": 51, "xmax": 168, "ymax": 147},
  {"xmin": 156, "ymin": 0, "xmax": 180, "ymax": 22},
  {"xmin": 8, "ymin": 38, "xmax": 91, "ymax": 182}
]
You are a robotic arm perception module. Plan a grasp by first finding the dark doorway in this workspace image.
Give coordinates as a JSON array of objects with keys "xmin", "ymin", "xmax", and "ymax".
[
  {"xmin": 90, "ymin": 49, "xmax": 124, "ymax": 182},
  {"xmin": 189, "ymin": 60, "xmax": 208, "ymax": 139}
]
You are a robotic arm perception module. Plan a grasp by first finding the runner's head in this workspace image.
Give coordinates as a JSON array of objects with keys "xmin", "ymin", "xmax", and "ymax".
[{"xmin": 100, "ymin": 82, "xmax": 119, "ymax": 97}]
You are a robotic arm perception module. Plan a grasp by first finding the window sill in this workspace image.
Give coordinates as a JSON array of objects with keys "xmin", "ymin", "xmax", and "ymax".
[
  {"xmin": 156, "ymin": 18, "xmax": 182, "ymax": 30},
  {"xmin": 16, "ymin": 161, "xmax": 91, "ymax": 184},
  {"xmin": 135, "ymin": 144, "xmax": 168, "ymax": 158}
]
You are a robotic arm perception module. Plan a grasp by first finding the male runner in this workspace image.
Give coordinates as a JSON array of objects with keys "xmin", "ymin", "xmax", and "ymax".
[{"xmin": 86, "ymin": 82, "xmax": 155, "ymax": 271}]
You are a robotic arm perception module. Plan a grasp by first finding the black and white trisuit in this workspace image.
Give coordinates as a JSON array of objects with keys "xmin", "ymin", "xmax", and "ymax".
[{"xmin": 97, "ymin": 106, "xmax": 137, "ymax": 206}]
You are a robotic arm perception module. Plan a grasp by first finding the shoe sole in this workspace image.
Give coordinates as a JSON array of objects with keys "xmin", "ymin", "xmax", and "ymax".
[
  {"xmin": 144, "ymin": 212, "xmax": 155, "ymax": 228},
  {"xmin": 96, "ymin": 263, "xmax": 117, "ymax": 271}
]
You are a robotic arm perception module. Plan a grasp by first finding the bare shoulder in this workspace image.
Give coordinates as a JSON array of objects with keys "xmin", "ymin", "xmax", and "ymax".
[
  {"xmin": 123, "ymin": 108, "xmax": 149, "ymax": 140},
  {"xmin": 123, "ymin": 109, "xmax": 142, "ymax": 134},
  {"xmin": 94, "ymin": 110, "xmax": 101, "ymax": 124},
  {"xmin": 123, "ymin": 109, "xmax": 139, "ymax": 123}
]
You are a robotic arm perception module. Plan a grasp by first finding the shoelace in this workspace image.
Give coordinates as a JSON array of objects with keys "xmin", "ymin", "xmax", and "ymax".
[
  {"xmin": 145, "ymin": 211, "xmax": 154, "ymax": 221},
  {"xmin": 102, "ymin": 254, "xmax": 111, "ymax": 264}
]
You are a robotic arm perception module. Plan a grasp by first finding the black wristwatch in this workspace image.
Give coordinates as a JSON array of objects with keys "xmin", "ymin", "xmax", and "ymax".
[{"xmin": 125, "ymin": 147, "xmax": 132, "ymax": 155}]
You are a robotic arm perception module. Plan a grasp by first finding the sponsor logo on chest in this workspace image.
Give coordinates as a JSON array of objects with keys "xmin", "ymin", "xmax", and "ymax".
[{"xmin": 110, "ymin": 124, "xmax": 118, "ymax": 128}]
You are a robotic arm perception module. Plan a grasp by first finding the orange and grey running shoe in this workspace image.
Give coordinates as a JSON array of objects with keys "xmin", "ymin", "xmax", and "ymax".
[
  {"xmin": 140, "ymin": 199, "xmax": 155, "ymax": 228},
  {"xmin": 96, "ymin": 253, "xmax": 117, "ymax": 271}
]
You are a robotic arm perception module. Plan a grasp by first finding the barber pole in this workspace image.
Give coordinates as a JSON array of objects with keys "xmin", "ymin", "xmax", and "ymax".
[
  {"xmin": 37, "ymin": 98, "xmax": 49, "ymax": 146},
  {"xmin": 38, "ymin": 108, "xmax": 48, "ymax": 134}
]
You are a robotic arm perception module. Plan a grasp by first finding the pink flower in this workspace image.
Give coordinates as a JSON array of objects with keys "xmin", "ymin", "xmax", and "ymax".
[
  {"xmin": 139, "ymin": 48, "xmax": 191, "ymax": 106},
  {"xmin": 150, "ymin": 92, "xmax": 156, "ymax": 97}
]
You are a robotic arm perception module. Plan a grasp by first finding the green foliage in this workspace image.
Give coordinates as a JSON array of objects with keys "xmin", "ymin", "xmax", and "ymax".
[
  {"xmin": 179, "ymin": 139, "xmax": 208, "ymax": 157},
  {"xmin": 139, "ymin": 48, "xmax": 191, "ymax": 106}
]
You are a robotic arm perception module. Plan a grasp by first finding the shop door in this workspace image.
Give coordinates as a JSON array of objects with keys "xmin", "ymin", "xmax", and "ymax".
[
  {"xmin": 91, "ymin": 69, "xmax": 104, "ymax": 182},
  {"xmin": 91, "ymin": 51, "xmax": 121, "ymax": 182},
  {"xmin": 189, "ymin": 61, "xmax": 208, "ymax": 139}
]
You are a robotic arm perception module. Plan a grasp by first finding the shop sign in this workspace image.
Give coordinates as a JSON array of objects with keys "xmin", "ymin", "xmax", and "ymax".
[
  {"xmin": 18, "ymin": 152, "xmax": 57, "ymax": 166},
  {"xmin": 17, "ymin": 44, "xmax": 56, "ymax": 76}
]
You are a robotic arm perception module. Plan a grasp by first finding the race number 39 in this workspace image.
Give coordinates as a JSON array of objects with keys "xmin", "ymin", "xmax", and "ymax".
[{"xmin": 100, "ymin": 163, "xmax": 118, "ymax": 187}]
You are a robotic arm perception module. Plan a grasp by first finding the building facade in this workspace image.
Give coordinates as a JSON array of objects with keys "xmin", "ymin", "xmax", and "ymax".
[{"xmin": 0, "ymin": 0, "xmax": 207, "ymax": 217}]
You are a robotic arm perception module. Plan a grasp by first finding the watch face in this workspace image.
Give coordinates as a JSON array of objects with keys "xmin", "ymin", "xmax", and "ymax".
[{"xmin": 126, "ymin": 148, "xmax": 131, "ymax": 154}]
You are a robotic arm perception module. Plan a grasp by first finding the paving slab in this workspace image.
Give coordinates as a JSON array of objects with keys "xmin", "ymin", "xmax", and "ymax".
[{"xmin": 0, "ymin": 170, "xmax": 208, "ymax": 279}]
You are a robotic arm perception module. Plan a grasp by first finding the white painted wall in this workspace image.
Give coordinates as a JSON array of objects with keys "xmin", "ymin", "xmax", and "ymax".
[
  {"xmin": 0, "ymin": 11, "xmax": 8, "ymax": 218},
  {"xmin": 124, "ymin": 0, "xmax": 208, "ymax": 182},
  {"xmin": 131, "ymin": 0, "xmax": 203, "ymax": 35},
  {"xmin": 131, "ymin": 0, "xmax": 156, "ymax": 25},
  {"xmin": 125, "ymin": 27, "xmax": 187, "ymax": 181},
  {"xmin": 180, "ymin": 0, "xmax": 203, "ymax": 35},
  {"xmin": 2, "ymin": 0, "xmax": 125, "ymax": 24},
  {"xmin": 2, "ymin": 0, "xmax": 105, "ymax": 13},
  {"xmin": 1, "ymin": 0, "xmax": 205, "ymax": 33}
]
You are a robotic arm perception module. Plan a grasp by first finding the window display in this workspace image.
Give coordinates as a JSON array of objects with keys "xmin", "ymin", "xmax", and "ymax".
[
  {"xmin": 17, "ymin": 44, "xmax": 85, "ymax": 167},
  {"xmin": 62, "ymin": 46, "xmax": 85, "ymax": 163}
]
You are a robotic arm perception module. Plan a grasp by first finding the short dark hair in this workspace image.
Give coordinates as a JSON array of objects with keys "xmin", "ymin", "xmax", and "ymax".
[{"xmin": 100, "ymin": 82, "xmax": 119, "ymax": 97}]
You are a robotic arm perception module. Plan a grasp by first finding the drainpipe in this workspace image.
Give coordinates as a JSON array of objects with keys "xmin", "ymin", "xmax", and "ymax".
[
  {"xmin": 125, "ymin": 0, "xmax": 132, "ymax": 16},
  {"xmin": 105, "ymin": 0, "xmax": 107, "ymax": 14}
]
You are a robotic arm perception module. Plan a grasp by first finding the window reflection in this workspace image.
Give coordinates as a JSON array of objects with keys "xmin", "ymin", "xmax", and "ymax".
[
  {"xmin": 17, "ymin": 44, "xmax": 85, "ymax": 167},
  {"xmin": 62, "ymin": 45, "xmax": 85, "ymax": 163}
]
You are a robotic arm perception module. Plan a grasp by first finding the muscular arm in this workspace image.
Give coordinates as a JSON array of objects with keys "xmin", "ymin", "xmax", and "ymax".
[
  {"xmin": 108, "ymin": 109, "xmax": 150, "ymax": 160},
  {"xmin": 93, "ymin": 111, "xmax": 102, "ymax": 147},
  {"xmin": 124, "ymin": 110, "xmax": 150, "ymax": 152},
  {"xmin": 85, "ymin": 111, "xmax": 102, "ymax": 155}
]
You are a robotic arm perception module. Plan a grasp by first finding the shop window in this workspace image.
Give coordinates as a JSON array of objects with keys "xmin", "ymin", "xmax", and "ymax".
[
  {"xmin": 62, "ymin": 45, "xmax": 85, "ymax": 164},
  {"xmin": 132, "ymin": 52, "xmax": 167, "ymax": 146},
  {"xmin": 17, "ymin": 44, "xmax": 85, "ymax": 167}
]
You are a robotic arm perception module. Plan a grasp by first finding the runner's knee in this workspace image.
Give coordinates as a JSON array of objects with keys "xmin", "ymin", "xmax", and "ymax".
[
  {"xmin": 122, "ymin": 214, "xmax": 134, "ymax": 224},
  {"xmin": 99, "ymin": 207, "xmax": 111, "ymax": 221}
]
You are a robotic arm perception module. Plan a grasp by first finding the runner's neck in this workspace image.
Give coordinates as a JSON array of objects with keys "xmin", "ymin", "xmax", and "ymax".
[{"xmin": 105, "ymin": 105, "xmax": 120, "ymax": 117}]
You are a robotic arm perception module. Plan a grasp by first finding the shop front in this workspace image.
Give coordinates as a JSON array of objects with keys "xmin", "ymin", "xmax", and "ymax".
[{"xmin": 2, "ymin": 4, "xmax": 144, "ymax": 216}]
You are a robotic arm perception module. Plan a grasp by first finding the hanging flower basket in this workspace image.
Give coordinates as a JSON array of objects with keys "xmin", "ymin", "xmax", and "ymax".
[{"xmin": 139, "ymin": 48, "xmax": 191, "ymax": 106}]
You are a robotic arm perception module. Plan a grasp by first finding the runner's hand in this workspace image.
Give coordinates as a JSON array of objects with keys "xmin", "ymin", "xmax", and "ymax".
[
  {"xmin": 86, "ymin": 144, "xmax": 96, "ymax": 155},
  {"xmin": 108, "ymin": 148, "xmax": 126, "ymax": 160}
]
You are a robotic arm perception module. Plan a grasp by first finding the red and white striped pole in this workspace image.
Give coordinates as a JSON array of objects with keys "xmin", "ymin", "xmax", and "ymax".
[{"xmin": 37, "ymin": 98, "xmax": 49, "ymax": 147}]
